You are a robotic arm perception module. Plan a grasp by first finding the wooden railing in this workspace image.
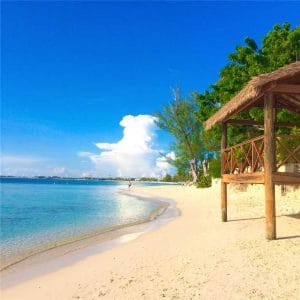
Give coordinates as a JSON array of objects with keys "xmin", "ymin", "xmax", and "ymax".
[
  {"xmin": 276, "ymin": 135, "xmax": 300, "ymax": 170},
  {"xmin": 222, "ymin": 134, "xmax": 300, "ymax": 174}
]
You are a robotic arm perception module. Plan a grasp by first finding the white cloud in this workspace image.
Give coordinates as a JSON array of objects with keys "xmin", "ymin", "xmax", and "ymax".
[
  {"xmin": 52, "ymin": 166, "xmax": 66, "ymax": 175},
  {"xmin": 156, "ymin": 152, "xmax": 176, "ymax": 174},
  {"xmin": 0, "ymin": 154, "xmax": 68, "ymax": 177},
  {"xmin": 0, "ymin": 155, "xmax": 44, "ymax": 176},
  {"xmin": 77, "ymin": 151, "xmax": 95, "ymax": 157},
  {"xmin": 80, "ymin": 114, "xmax": 175, "ymax": 178},
  {"xmin": 95, "ymin": 143, "xmax": 114, "ymax": 151},
  {"xmin": 0, "ymin": 155, "xmax": 43, "ymax": 165}
]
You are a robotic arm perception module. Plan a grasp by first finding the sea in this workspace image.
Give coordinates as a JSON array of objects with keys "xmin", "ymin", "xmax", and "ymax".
[{"xmin": 0, "ymin": 178, "xmax": 171, "ymax": 269}]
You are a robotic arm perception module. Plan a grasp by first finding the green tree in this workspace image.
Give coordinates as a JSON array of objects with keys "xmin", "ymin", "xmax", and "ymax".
[
  {"xmin": 156, "ymin": 89, "xmax": 204, "ymax": 183},
  {"xmin": 157, "ymin": 23, "xmax": 299, "ymax": 181},
  {"xmin": 162, "ymin": 174, "xmax": 173, "ymax": 182},
  {"xmin": 196, "ymin": 22, "xmax": 300, "ymax": 154},
  {"xmin": 209, "ymin": 156, "xmax": 221, "ymax": 178}
]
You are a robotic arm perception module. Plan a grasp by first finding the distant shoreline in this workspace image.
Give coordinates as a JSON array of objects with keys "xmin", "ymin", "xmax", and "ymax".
[{"xmin": 0, "ymin": 176, "xmax": 180, "ymax": 184}]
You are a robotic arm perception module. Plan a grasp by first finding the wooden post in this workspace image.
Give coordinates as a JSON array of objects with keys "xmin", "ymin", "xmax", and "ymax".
[
  {"xmin": 264, "ymin": 93, "xmax": 276, "ymax": 240},
  {"xmin": 221, "ymin": 123, "xmax": 227, "ymax": 222}
]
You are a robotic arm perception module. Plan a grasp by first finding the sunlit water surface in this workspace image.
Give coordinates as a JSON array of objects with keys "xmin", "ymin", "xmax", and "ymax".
[{"xmin": 0, "ymin": 178, "xmax": 168, "ymax": 268}]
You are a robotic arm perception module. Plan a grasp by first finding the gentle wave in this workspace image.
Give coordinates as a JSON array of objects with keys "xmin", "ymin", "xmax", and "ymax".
[{"xmin": 0, "ymin": 178, "xmax": 170, "ymax": 270}]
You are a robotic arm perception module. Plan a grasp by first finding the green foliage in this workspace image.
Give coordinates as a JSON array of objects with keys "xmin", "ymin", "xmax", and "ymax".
[
  {"xmin": 196, "ymin": 175, "xmax": 212, "ymax": 188},
  {"xmin": 172, "ymin": 172, "xmax": 191, "ymax": 182},
  {"xmin": 155, "ymin": 89, "xmax": 205, "ymax": 182},
  {"xmin": 156, "ymin": 90, "xmax": 203, "ymax": 160},
  {"xmin": 139, "ymin": 177, "xmax": 158, "ymax": 182},
  {"xmin": 196, "ymin": 22, "xmax": 300, "ymax": 151},
  {"xmin": 233, "ymin": 147, "xmax": 245, "ymax": 163},
  {"xmin": 209, "ymin": 157, "xmax": 221, "ymax": 178},
  {"xmin": 276, "ymin": 128, "xmax": 300, "ymax": 164},
  {"xmin": 161, "ymin": 173, "xmax": 191, "ymax": 182},
  {"xmin": 158, "ymin": 23, "xmax": 300, "ymax": 181},
  {"xmin": 262, "ymin": 23, "xmax": 300, "ymax": 70},
  {"xmin": 162, "ymin": 174, "xmax": 173, "ymax": 182}
]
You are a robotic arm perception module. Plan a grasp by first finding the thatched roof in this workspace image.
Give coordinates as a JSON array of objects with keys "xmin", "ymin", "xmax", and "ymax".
[{"xmin": 204, "ymin": 62, "xmax": 300, "ymax": 130}]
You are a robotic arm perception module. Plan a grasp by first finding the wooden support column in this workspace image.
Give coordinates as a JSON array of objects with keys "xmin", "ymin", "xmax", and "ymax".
[
  {"xmin": 221, "ymin": 123, "xmax": 227, "ymax": 222},
  {"xmin": 264, "ymin": 93, "xmax": 276, "ymax": 240}
]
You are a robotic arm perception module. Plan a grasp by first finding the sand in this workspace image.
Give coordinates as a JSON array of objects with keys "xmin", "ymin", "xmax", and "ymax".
[{"xmin": 1, "ymin": 184, "xmax": 300, "ymax": 300}]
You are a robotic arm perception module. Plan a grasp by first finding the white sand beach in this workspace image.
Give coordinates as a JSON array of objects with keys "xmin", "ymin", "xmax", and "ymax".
[{"xmin": 1, "ymin": 184, "xmax": 300, "ymax": 300}]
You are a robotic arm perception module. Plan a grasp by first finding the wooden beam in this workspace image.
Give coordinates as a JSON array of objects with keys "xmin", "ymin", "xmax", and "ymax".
[
  {"xmin": 221, "ymin": 123, "xmax": 228, "ymax": 222},
  {"xmin": 264, "ymin": 93, "xmax": 276, "ymax": 240},
  {"xmin": 222, "ymin": 172, "xmax": 264, "ymax": 184},
  {"xmin": 279, "ymin": 94, "xmax": 300, "ymax": 114},
  {"xmin": 273, "ymin": 172, "xmax": 300, "ymax": 185},
  {"xmin": 279, "ymin": 93, "xmax": 300, "ymax": 105},
  {"xmin": 249, "ymin": 96, "xmax": 300, "ymax": 114},
  {"xmin": 221, "ymin": 171, "xmax": 300, "ymax": 184},
  {"xmin": 270, "ymin": 84, "xmax": 300, "ymax": 94},
  {"xmin": 226, "ymin": 119, "xmax": 300, "ymax": 128}
]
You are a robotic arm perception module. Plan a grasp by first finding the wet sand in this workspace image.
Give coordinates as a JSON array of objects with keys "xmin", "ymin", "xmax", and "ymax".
[{"xmin": 1, "ymin": 192, "xmax": 177, "ymax": 287}]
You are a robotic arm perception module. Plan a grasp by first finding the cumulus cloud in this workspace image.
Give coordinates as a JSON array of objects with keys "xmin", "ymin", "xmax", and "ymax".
[
  {"xmin": 77, "ymin": 151, "xmax": 95, "ymax": 157},
  {"xmin": 155, "ymin": 152, "xmax": 176, "ymax": 174},
  {"xmin": 79, "ymin": 115, "xmax": 175, "ymax": 178}
]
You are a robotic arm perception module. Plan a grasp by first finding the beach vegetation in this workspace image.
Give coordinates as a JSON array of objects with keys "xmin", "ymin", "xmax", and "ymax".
[
  {"xmin": 196, "ymin": 174, "xmax": 212, "ymax": 188},
  {"xmin": 208, "ymin": 156, "xmax": 221, "ymax": 178},
  {"xmin": 139, "ymin": 177, "xmax": 159, "ymax": 182},
  {"xmin": 155, "ymin": 89, "xmax": 204, "ymax": 183},
  {"xmin": 197, "ymin": 22, "xmax": 300, "ymax": 176},
  {"xmin": 158, "ymin": 22, "xmax": 300, "ymax": 186},
  {"xmin": 195, "ymin": 22, "xmax": 300, "ymax": 151},
  {"xmin": 160, "ymin": 173, "xmax": 190, "ymax": 182},
  {"xmin": 161, "ymin": 174, "xmax": 173, "ymax": 182}
]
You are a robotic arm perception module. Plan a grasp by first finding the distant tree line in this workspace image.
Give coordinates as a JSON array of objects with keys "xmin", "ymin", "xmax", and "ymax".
[{"xmin": 156, "ymin": 22, "xmax": 300, "ymax": 187}]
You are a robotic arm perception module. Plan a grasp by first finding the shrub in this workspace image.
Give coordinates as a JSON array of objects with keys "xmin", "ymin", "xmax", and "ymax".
[
  {"xmin": 196, "ymin": 175, "xmax": 212, "ymax": 188},
  {"xmin": 233, "ymin": 147, "xmax": 245, "ymax": 163},
  {"xmin": 162, "ymin": 174, "xmax": 173, "ymax": 182},
  {"xmin": 209, "ymin": 157, "xmax": 221, "ymax": 178}
]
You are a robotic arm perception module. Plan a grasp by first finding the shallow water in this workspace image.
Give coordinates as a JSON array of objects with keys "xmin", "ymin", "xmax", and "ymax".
[{"xmin": 0, "ymin": 178, "xmax": 168, "ymax": 268}]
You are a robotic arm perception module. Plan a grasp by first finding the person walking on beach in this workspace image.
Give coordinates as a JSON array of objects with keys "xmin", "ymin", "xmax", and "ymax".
[{"xmin": 128, "ymin": 180, "xmax": 132, "ymax": 190}]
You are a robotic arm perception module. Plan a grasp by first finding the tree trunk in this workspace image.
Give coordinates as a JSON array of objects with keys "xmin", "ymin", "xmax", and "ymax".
[
  {"xmin": 190, "ymin": 159, "xmax": 198, "ymax": 183},
  {"xmin": 202, "ymin": 159, "xmax": 208, "ymax": 176}
]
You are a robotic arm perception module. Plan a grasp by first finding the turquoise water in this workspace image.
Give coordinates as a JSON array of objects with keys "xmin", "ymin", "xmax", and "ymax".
[{"xmin": 0, "ymin": 178, "xmax": 167, "ymax": 268}]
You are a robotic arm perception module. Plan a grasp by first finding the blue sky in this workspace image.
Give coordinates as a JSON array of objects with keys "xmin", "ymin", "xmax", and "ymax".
[{"xmin": 1, "ymin": 1, "xmax": 300, "ymax": 177}]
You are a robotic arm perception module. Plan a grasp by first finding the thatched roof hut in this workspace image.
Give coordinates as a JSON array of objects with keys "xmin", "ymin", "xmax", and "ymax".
[
  {"xmin": 204, "ymin": 62, "xmax": 300, "ymax": 130},
  {"xmin": 203, "ymin": 62, "xmax": 300, "ymax": 240}
]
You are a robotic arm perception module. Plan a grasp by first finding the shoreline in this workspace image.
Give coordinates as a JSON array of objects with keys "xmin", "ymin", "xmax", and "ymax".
[
  {"xmin": 0, "ymin": 188, "xmax": 169, "ymax": 271},
  {"xmin": 1, "ymin": 189, "xmax": 179, "ymax": 288},
  {"xmin": 1, "ymin": 185, "xmax": 299, "ymax": 300}
]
